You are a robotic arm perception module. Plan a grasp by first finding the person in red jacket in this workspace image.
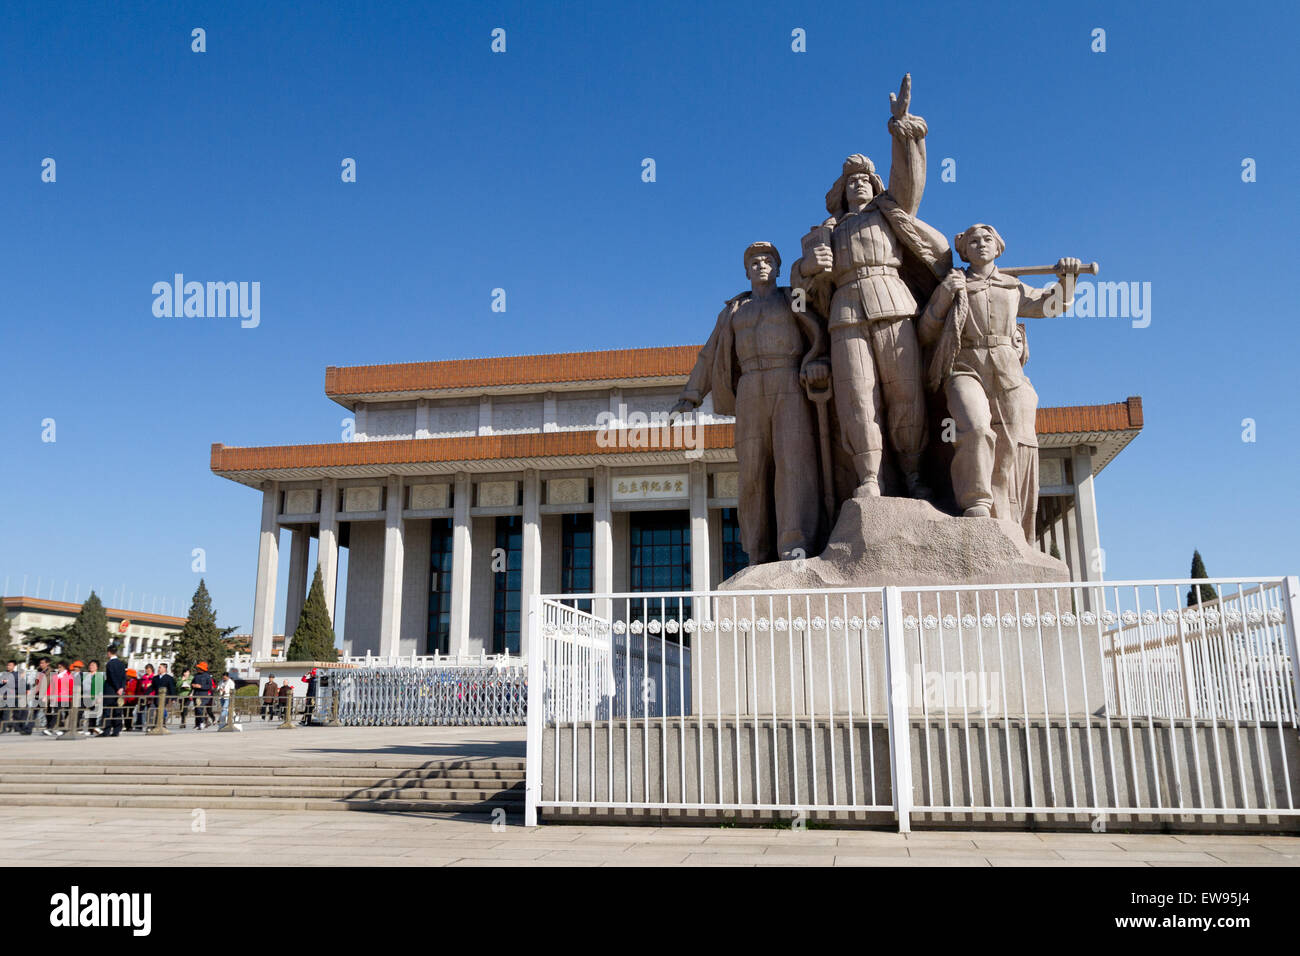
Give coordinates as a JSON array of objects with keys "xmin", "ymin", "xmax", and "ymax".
[
  {"xmin": 123, "ymin": 670, "xmax": 140, "ymax": 732},
  {"xmin": 135, "ymin": 665, "xmax": 155, "ymax": 730},
  {"xmin": 300, "ymin": 669, "xmax": 320, "ymax": 725},
  {"xmin": 40, "ymin": 662, "xmax": 74, "ymax": 736}
]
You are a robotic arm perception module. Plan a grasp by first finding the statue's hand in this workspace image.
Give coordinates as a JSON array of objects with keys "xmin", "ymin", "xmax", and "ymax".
[
  {"xmin": 801, "ymin": 360, "xmax": 831, "ymax": 390},
  {"xmin": 669, "ymin": 399, "xmax": 696, "ymax": 421},
  {"xmin": 1054, "ymin": 257, "xmax": 1083, "ymax": 279},
  {"xmin": 803, "ymin": 244, "xmax": 833, "ymax": 274},
  {"xmin": 889, "ymin": 73, "xmax": 912, "ymax": 120}
]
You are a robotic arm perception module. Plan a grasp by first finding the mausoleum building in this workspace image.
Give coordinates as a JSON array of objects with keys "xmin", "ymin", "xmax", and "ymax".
[{"xmin": 209, "ymin": 346, "xmax": 1142, "ymax": 659}]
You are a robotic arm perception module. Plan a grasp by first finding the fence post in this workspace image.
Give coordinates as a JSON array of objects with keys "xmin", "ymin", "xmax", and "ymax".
[
  {"xmin": 147, "ymin": 690, "xmax": 171, "ymax": 735},
  {"xmin": 218, "ymin": 687, "xmax": 236, "ymax": 732},
  {"xmin": 524, "ymin": 593, "xmax": 544, "ymax": 827},
  {"xmin": 882, "ymin": 586, "xmax": 914, "ymax": 833},
  {"xmin": 57, "ymin": 701, "xmax": 79, "ymax": 739},
  {"xmin": 326, "ymin": 681, "xmax": 342, "ymax": 727},
  {"xmin": 1281, "ymin": 577, "xmax": 1300, "ymax": 724}
]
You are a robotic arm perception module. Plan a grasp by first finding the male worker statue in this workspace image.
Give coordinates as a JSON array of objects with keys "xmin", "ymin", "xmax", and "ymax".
[
  {"xmin": 672, "ymin": 242, "xmax": 828, "ymax": 565},
  {"xmin": 791, "ymin": 74, "xmax": 950, "ymax": 500},
  {"xmin": 916, "ymin": 223, "xmax": 1079, "ymax": 537}
]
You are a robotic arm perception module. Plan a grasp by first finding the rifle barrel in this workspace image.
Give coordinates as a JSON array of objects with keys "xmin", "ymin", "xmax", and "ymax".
[{"xmin": 1000, "ymin": 262, "xmax": 1099, "ymax": 277}]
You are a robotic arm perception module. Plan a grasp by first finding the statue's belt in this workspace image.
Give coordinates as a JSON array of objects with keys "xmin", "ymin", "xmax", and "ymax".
[
  {"xmin": 739, "ymin": 356, "xmax": 802, "ymax": 373},
  {"xmin": 961, "ymin": 334, "xmax": 1015, "ymax": 349},
  {"xmin": 832, "ymin": 263, "xmax": 902, "ymax": 286}
]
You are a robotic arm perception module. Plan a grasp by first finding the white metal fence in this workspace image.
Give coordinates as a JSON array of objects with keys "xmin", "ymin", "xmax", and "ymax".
[
  {"xmin": 525, "ymin": 577, "xmax": 1300, "ymax": 830},
  {"xmin": 332, "ymin": 664, "xmax": 527, "ymax": 726}
]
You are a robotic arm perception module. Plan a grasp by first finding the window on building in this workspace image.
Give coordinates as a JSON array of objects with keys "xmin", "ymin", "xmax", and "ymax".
[
  {"xmin": 629, "ymin": 510, "xmax": 692, "ymax": 621},
  {"xmin": 720, "ymin": 507, "xmax": 748, "ymax": 581},
  {"xmin": 492, "ymin": 515, "xmax": 523, "ymax": 654},
  {"xmin": 560, "ymin": 512, "xmax": 593, "ymax": 613},
  {"xmin": 427, "ymin": 518, "xmax": 454, "ymax": 654}
]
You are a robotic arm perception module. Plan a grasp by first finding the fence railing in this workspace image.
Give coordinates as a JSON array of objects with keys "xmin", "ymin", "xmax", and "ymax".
[
  {"xmin": 525, "ymin": 577, "xmax": 1300, "ymax": 829},
  {"xmin": 331, "ymin": 666, "xmax": 526, "ymax": 726}
]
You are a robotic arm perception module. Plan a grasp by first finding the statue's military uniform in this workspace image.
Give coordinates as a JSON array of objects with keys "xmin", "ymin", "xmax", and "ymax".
[
  {"xmin": 919, "ymin": 269, "xmax": 1054, "ymax": 538},
  {"xmin": 823, "ymin": 204, "xmax": 929, "ymax": 490},
  {"xmin": 680, "ymin": 288, "xmax": 824, "ymax": 564}
]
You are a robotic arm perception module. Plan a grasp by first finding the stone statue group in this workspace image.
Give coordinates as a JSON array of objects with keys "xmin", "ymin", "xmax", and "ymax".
[{"xmin": 673, "ymin": 75, "xmax": 1087, "ymax": 569}]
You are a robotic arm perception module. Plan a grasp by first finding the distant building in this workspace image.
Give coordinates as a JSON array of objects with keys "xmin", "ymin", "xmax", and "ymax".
[
  {"xmin": 211, "ymin": 345, "xmax": 1143, "ymax": 660},
  {"xmin": 1, "ymin": 595, "xmax": 183, "ymax": 663}
]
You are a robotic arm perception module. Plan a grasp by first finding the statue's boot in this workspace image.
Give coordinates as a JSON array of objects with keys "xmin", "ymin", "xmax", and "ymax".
[
  {"xmin": 963, "ymin": 504, "xmax": 991, "ymax": 518},
  {"xmin": 852, "ymin": 452, "xmax": 882, "ymax": 498},
  {"xmin": 898, "ymin": 453, "xmax": 933, "ymax": 500}
]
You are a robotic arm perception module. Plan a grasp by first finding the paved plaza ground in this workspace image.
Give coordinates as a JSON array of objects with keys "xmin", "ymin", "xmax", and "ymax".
[{"xmin": 1, "ymin": 727, "xmax": 1297, "ymax": 866}]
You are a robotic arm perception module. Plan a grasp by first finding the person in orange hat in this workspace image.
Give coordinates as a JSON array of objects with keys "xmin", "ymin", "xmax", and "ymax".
[{"xmin": 191, "ymin": 661, "xmax": 216, "ymax": 729}]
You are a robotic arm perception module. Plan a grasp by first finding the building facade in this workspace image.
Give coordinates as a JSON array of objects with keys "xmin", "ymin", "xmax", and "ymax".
[
  {"xmin": 210, "ymin": 346, "xmax": 1142, "ymax": 659},
  {"xmin": 1, "ymin": 596, "xmax": 183, "ymax": 664}
]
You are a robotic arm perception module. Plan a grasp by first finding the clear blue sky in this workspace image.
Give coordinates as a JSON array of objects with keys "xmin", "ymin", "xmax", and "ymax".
[{"xmin": 2, "ymin": 0, "xmax": 1297, "ymax": 639}]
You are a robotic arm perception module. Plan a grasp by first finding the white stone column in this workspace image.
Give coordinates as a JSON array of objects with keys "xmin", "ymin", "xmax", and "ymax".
[
  {"xmin": 1072, "ymin": 446, "xmax": 1103, "ymax": 583},
  {"xmin": 319, "ymin": 479, "xmax": 339, "ymax": 623},
  {"xmin": 542, "ymin": 392, "xmax": 558, "ymax": 432},
  {"xmin": 593, "ymin": 466, "xmax": 614, "ymax": 621},
  {"xmin": 250, "ymin": 482, "xmax": 280, "ymax": 660},
  {"xmin": 449, "ymin": 473, "xmax": 473, "ymax": 656},
  {"xmin": 284, "ymin": 527, "xmax": 310, "ymax": 637},
  {"xmin": 377, "ymin": 476, "xmax": 405, "ymax": 659},
  {"xmin": 689, "ymin": 462, "xmax": 711, "ymax": 593},
  {"xmin": 415, "ymin": 400, "xmax": 430, "ymax": 439},
  {"xmin": 520, "ymin": 470, "xmax": 542, "ymax": 657}
]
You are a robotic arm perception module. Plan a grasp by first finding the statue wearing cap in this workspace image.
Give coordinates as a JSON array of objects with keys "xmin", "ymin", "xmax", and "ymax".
[
  {"xmin": 917, "ymin": 223, "xmax": 1080, "ymax": 540},
  {"xmin": 791, "ymin": 74, "xmax": 952, "ymax": 502},
  {"xmin": 673, "ymin": 242, "xmax": 829, "ymax": 565}
]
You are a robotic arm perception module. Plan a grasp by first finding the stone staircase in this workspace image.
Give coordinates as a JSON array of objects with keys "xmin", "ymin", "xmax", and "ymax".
[{"xmin": 0, "ymin": 755, "xmax": 525, "ymax": 816}]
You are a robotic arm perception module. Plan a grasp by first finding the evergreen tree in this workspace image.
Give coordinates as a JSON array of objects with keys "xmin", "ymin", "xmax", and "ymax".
[
  {"xmin": 62, "ymin": 591, "xmax": 113, "ymax": 664},
  {"xmin": 287, "ymin": 564, "xmax": 337, "ymax": 661},
  {"xmin": 17, "ymin": 626, "xmax": 65, "ymax": 660},
  {"xmin": 172, "ymin": 580, "xmax": 229, "ymax": 675},
  {"xmin": 1187, "ymin": 550, "xmax": 1217, "ymax": 606},
  {"xmin": 0, "ymin": 611, "xmax": 24, "ymax": 664}
]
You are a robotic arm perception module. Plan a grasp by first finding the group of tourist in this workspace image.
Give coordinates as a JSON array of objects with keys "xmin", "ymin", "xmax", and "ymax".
[{"xmin": 0, "ymin": 645, "xmax": 238, "ymax": 736}]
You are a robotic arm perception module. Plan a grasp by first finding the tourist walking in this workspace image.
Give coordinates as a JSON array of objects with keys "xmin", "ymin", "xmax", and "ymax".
[
  {"xmin": 217, "ymin": 672, "xmax": 236, "ymax": 725},
  {"xmin": 177, "ymin": 668, "xmax": 193, "ymax": 727},
  {"xmin": 301, "ymin": 668, "xmax": 320, "ymax": 726},
  {"xmin": 103, "ymin": 646, "xmax": 126, "ymax": 737},
  {"xmin": 261, "ymin": 675, "xmax": 278, "ymax": 720},
  {"xmin": 191, "ymin": 662, "xmax": 216, "ymax": 729},
  {"xmin": 32, "ymin": 658, "xmax": 51, "ymax": 733},
  {"xmin": 152, "ymin": 663, "xmax": 177, "ymax": 726},
  {"xmin": 42, "ymin": 661, "xmax": 72, "ymax": 736},
  {"xmin": 123, "ymin": 669, "xmax": 140, "ymax": 731},
  {"xmin": 80, "ymin": 661, "xmax": 104, "ymax": 735}
]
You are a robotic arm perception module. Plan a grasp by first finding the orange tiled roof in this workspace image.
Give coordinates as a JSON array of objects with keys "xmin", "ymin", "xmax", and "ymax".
[
  {"xmin": 325, "ymin": 345, "xmax": 703, "ymax": 399},
  {"xmin": 2, "ymin": 596, "xmax": 186, "ymax": 628},
  {"xmin": 211, "ymin": 397, "xmax": 1141, "ymax": 475},
  {"xmin": 212, "ymin": 425, "xmax": 738, "ymax": 472},
  {"xmin": 1036, "ymin": 397, "xmax": 1142, "ymax": 434}
]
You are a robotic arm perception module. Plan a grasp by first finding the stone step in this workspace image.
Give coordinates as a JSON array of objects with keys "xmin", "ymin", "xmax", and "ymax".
[
  {"xmin": 0, "ymin": 793, "xmax": 522, "ymax": 814},
  {"xmin": 0, "ymin": 756, "xmax": 525, "ymax": 772},
  {"xmin": 0, "ymin": 764, "xmax": 523, "ymax": 780},
  {"xmin": 0, "ymin": 773, "xmax": 525, "ymax": 789},
  {"xmin": 0, "ymin": 782, "xmax": 524, "ymax": 800}
]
